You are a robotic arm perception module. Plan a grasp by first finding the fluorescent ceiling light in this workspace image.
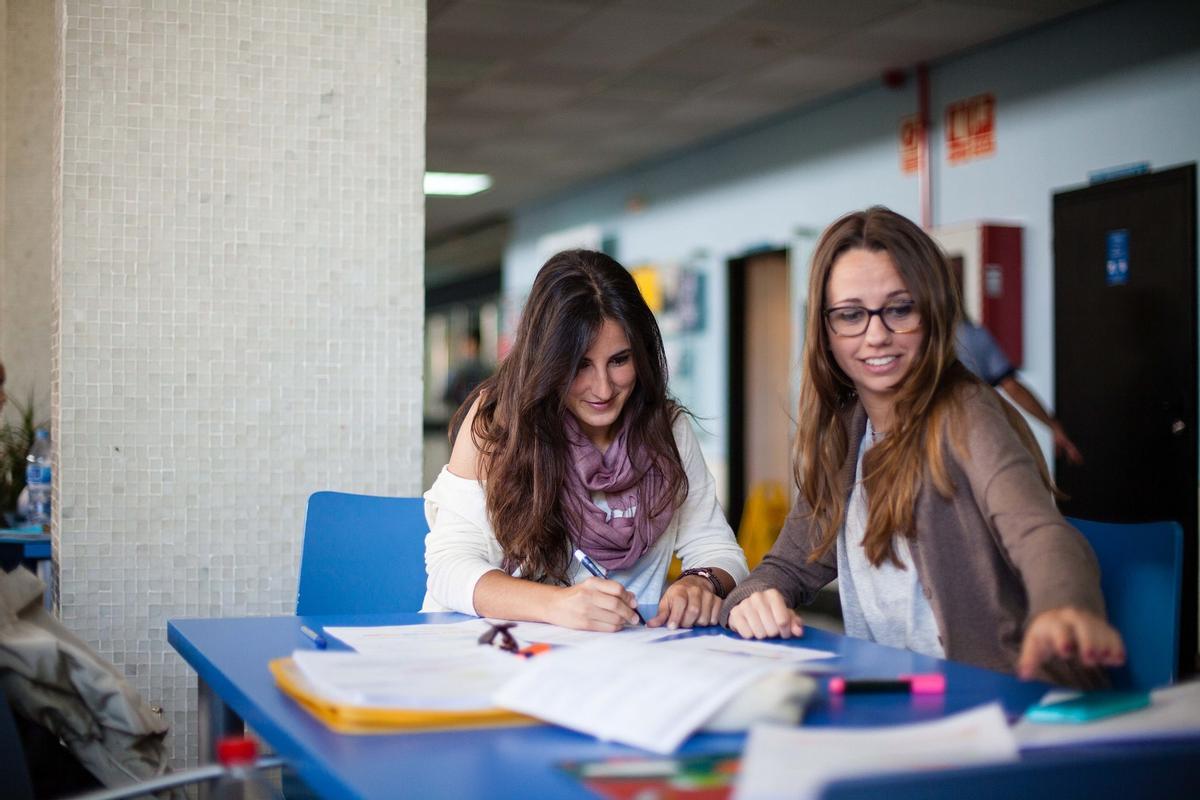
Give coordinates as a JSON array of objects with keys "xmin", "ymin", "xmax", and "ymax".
[{"xmin": 424, "ymin": 172, "xmax": 492, "ymax": 196}]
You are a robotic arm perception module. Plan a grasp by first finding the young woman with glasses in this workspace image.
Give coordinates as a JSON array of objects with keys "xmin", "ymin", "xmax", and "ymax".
[
  {"xmin": 423, "ymin": 249, "xmax": 748, "ymax": 631},
  {"xmin": 720, "ymin": 207, "xmax": 1123, "ymax": 686}
]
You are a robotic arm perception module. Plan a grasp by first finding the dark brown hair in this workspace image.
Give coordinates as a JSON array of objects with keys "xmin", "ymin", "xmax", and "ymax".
[
  {"xmin": 795, "ymin": 206, "xmax": 1052, "ymax": 566},
  {"xmin": 451, "ymin": 250, "xmax": 688, "ymax": 583}
]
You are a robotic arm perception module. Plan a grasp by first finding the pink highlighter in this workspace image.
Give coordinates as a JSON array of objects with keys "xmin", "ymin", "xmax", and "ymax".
[{"xmin": 828, "ymin": 674, "xmax": 946, "ymax": 695}]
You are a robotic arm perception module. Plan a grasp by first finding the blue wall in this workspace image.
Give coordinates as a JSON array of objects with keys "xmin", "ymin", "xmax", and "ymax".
[{"xmin": 504, "ymin": 0, "xmax": 1200, "ymax": 472}]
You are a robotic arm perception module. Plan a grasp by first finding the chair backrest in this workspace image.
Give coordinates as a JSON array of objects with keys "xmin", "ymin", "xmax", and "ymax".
[
  {"xmin": 1066, "ymin": 517, "xmax": 1183, "ymax": 690},
  {"xmin": 297, "ymin": 492, "xmax": 429, "ymax": 616}
]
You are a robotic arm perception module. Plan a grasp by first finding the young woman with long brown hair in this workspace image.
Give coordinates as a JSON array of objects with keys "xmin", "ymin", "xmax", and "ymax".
[
  {"xmin": 720, "ymin": 207, "xmax": 1124, "ymax": 686},
  {"xmin": 423, "ymin": 250, "xmax": 748, "ymax": 631}
]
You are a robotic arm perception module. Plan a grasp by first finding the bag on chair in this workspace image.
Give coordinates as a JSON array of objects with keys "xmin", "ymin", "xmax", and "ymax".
[{"xmin": 0, "ymin": 566, "xmax": 179, "ymax": 795}]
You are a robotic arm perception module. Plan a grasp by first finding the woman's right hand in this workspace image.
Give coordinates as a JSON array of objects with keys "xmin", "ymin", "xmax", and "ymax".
[
  {"xmin": 727, "ymin": 589, "xmax": 805, "ymax": 639},
  {"xmin": 548, "ymin": 577, "xmax": 641, "ymax": 631}
]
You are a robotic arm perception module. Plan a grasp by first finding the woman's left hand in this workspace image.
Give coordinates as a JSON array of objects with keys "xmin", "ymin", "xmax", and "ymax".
[
  {"xmin": 648, "ymin": 575, "xmax": 721, "ymax": 629},
  {"xmin": 1017, "ymin": 606, "xmax": 1125, "ymax": 679}
]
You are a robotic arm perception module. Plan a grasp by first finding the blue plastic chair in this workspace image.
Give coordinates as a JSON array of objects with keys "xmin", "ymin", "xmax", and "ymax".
[
  {"xmin": 296, "ymin": 492, "xmax": 430, "ymax": 615},
  {"xmin": 1066, "ymin": 517, "xmax": 1183, "ymax": 690}
]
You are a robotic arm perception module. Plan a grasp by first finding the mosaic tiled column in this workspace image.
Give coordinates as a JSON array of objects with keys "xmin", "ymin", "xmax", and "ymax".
[{"xmin": 58, "ymin": 0, "xmax": 425, "ymax": 765}]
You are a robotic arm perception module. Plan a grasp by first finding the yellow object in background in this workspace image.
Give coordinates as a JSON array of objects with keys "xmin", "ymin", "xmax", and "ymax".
[
  {"xmin": 630, "ymin": 265, "xmax": 664, "ymax": 313},
  {"xmin": 737, "ymin": 481, "xmax": 791, "ymax": 569}
]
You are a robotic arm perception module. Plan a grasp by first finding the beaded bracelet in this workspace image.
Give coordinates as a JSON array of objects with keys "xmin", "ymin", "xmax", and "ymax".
[{"xmin": 678, "ymin": 567, "xmax": 727, "ymax": 599}]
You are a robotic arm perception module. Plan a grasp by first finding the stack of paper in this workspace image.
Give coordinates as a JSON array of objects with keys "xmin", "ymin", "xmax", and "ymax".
[
  {"xmin": 735, "ymin": 703, "xmax": 1019, "ymax": 800},
  {"xmin": 274, "ymin": 620, "xmax": 835, "ymax": 744},
  {"xmin": 290, "ymin": 648, "xmax": 522, "ymax": 710},
  {"xmin": 493, "ymin": 638, "xmax": 795, "ymax": 754},
  {"xmin": 274, "ymin": 619, "xmax": 537, "ymax": 732}
]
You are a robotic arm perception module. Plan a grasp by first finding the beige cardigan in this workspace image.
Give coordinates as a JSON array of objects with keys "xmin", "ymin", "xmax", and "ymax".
[{"xmin": 721, "ymin": 386, "xmax": 1106, "ymax": 686}]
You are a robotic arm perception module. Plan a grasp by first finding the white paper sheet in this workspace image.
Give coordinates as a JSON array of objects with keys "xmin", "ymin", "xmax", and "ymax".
[
  {"xmin": 291, "ymin": 647, "xmax": 523, "ymax": 710},
  {"xmin": 493, "ymin": 638, "xmax": 788, "ymax": 754},
  {"xmin": 506, "ymin": 620, "xmax": 681, "ymax": 646},
  {"xmin": 1013, "ymin": 680, "xmax": 1200, "ymax": 749},
  {"xmin": 323, "ymin": 619, "xmax": 495, "ymax": 657},
  {"xmin": 324, "ymin": 618, "xmax": 678, "ymax": 656},
  {"xmin": 657, "ymin": 634, "xmax": 836, "ymax": 664},
  {"xmin": 735, "ymin": 703, "xmax": 1019, "ymax": 800}
]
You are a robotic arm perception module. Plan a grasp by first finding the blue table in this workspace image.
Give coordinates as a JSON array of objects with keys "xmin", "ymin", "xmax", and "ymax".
[
  {"xmin": 0, "ymin": 530, "xmax": 53, "ymax": 608},
  {"xmin": 167, "ymin": 612, "xmax": 1198, "ymax": 799},
  {"xmin": 0, "ymin": 529, "xmax": 50, "ymax": 561}
]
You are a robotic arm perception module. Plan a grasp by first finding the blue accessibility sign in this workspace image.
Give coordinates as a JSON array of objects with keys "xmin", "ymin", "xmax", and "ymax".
[{"xmin": 1105, "ymin": 229, "xmax": 1129, "ymax": 286}]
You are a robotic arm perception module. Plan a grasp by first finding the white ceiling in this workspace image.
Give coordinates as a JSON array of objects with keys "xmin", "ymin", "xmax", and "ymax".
[{"xmin": 425, "ymin": 0, "xmax": 1105, "ymax": 243}]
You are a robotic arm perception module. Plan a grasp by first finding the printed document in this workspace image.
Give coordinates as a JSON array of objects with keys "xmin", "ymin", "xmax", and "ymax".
[
  {"xmin": 324, "ymin": 619, "xmax": 495, "ymax": 657},
  {"xmin": 657, "ymin": 634, "xmax": 836, "ymax": 664},
  {"xmin": 291, "ymin": 647, "xmax": 523, "ymax": 710},
  {"xmin": 324, "ymin": 618, "xmax": 676, "ymax": 656},
  {"xmin": 493, "ymin": 638, "xmax": 790, "ymax": 754},
  {"xmin": 735, "ymin": 703, "xmax": 1019, "ymax": 800}
]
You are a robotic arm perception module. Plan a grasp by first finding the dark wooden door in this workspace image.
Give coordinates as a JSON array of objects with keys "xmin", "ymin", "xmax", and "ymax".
[
  {"xmin": 727, "ymin": 249, "xmax": 791, "ymax": 531},
  {"xmin": 1053, "ymin": 163, "xmax": 1197, "ymax": 677}
]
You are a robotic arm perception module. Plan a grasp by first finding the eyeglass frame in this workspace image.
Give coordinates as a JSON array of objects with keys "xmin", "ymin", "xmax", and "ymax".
[
  {"xmin": 477, "ymin": 621, "xmax": 520, "ymax": 654},
  {"xmin": 823, "ymin": 301, "xmax": 922, "ymax": 337}
]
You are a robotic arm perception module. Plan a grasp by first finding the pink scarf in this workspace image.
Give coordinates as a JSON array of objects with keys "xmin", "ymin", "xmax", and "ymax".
[{"xmin": 562, "ymin": 413, "xmax": 674, "ymax": 571}]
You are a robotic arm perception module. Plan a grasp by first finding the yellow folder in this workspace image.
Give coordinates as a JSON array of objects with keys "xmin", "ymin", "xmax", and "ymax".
[{"xmin": 268, "ymin": 657, "xmax": 539, "ymax": 735}]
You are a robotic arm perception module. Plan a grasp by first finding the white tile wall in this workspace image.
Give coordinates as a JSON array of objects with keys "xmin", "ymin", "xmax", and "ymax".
[{"xmin": 58, "ymin": 0, "xmax": 425, "ymax": 766}]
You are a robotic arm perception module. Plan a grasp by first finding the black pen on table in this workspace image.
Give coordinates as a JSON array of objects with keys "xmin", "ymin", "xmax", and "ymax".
[
  {"xmin": 573, "ymin": 548, "xmax": 647, "ymax": 625},
  {"xmin": 300, "ymin": 624, "xmax": 327, "ymax": 649}
]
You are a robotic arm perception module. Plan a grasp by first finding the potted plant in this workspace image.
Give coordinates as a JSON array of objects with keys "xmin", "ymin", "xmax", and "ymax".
[{"xmin": 0, "ymin": 393, "xmax": 47, "ymax": 526}]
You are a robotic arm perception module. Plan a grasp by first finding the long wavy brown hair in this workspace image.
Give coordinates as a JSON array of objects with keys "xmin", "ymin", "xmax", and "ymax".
[
  {"xmin": 796, "ymin": 207, "xmax": 1053, "ymax": 566},
  {"xmin": 450, "ymin": 249, "xmax": 688, "ymax": 584}
]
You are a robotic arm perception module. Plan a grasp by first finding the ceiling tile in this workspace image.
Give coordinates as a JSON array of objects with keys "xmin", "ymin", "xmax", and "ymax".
[
  {"xmin": 423, "ymin": 0, "xmax": 1110, "ymax": 240},
  {"xmin": 741, "ymin": 0, "xmax": 921, "ymax": 29},
  {"xmin": 430, "ymin": 0, "xmax": 598, "ymax": 38},
  {"xmin": 455, "ymin": 81, "xmax": 584, "ymax": 112},
  {"xmin": 634, "ymin": 19, "xmax": 833, "ymax": 83},
  {"xmin": 427, "ymin": 55, "xmax": 502, "ymax": 89},
  {"xmin": 864, "ymin": 1, "xmax": 1038, "ymax": 44},
  {"xmin": 536, "ymin": 7, "xmax": 735, "ymax": 71},
  {"xmin": 428, "ymin": 28, "xmax": 554, "ymax": 62},
  {"xmin": 750, "ymin": 52, "xmax": 891, "ymax": 91}
]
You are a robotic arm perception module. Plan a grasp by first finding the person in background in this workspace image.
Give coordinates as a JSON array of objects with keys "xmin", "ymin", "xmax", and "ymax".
[
  {"xmin": 956, "ymin": 318, "xmax": 1084, "ymax": 464},
  {"xmin": 721, "ymin": 207, "xmax": 1123, "ymax": 687},
  {"xmin": 423, "ymin": 249, "xmax": 748, "ymax": 631},
  {"xmin": 443, "ymin": 328, "xmax": 491, "ymax": 412}
]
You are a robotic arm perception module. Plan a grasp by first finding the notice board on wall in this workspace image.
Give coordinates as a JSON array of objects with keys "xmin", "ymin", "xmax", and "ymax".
[{"xmin": 946, "ymin": 93, "xmax": 996, "ymax": 165}]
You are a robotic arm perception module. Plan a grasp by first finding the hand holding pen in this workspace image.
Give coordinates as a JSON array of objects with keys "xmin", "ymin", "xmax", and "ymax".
[{"xmin": 567, "ymin": 548, "xmax": 646, "ymax": 627}]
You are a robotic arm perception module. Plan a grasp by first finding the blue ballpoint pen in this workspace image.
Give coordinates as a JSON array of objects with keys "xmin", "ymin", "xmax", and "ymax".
[
  {"xmin": 300, "ymin": 625, "xmax": 328, "ymax": 649},
  {"xmin": 573, "ymin": 548, "xmax": 647, "ymax": 625}
]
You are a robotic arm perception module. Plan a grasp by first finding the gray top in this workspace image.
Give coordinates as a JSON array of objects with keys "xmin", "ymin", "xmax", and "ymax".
[
  {"xmin": 721, "ymin": 386, "xmax": 1105, "ymax": 686},
  {"xmin": 837, "ymin": 418, "xmax": 945, "ymax": 659},
  {"xmin": 956, "ymin": 320, "xmax": 1015, "ymax": 386}
]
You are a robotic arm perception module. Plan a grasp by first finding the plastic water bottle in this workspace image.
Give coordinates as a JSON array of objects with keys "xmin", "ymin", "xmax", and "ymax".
[
  {"xmin": 25, "ymin": 428, "xmax": 51, "ymax": 528},
  {"xmin": 213, "ymin": 737, "xmax": 283, "ymax": 800}
]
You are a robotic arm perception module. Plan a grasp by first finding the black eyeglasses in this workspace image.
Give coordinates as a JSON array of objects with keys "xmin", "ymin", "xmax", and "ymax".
[
  {"xmin": 477, "ymin": 621, "xmax": 521, "ymax": 654},
  {"xmin": 824, "ymin": 301, "xmax": 921, "ymax": 337}
]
